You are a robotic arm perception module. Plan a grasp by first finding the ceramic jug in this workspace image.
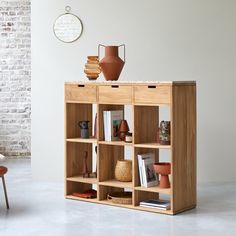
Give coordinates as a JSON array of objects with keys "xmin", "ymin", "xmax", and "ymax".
[
  {"xmin": 78, "ymin": 121, "xmax": 89, "ymax": 138},
  {"xmin": 98, "ymin": 44, "xmax": 125, "ymax": 81}
]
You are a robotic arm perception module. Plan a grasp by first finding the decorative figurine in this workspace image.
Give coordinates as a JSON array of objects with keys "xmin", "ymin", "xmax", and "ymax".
[
  {"xmin": 78, "ymin": 120, "xmax": 89, "ymax": 138},
  {"xmin": 159, "ymin": 121, "xmax": 171, "ymax": 145},
  {"xmin": 82, "ymin": 151, "xmax": 90, "ymax": 178}
]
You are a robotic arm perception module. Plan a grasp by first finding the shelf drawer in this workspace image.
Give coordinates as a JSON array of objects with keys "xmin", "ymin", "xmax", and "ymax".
[
  {"xmin": 98, "ymin": 85, "xmax": 132, "ymax": 104},
  {"xmin": 65, "ymin": 84, "xmax": 97, "ymax": 103},
  {"xmin": 134, "ymin": 85, "xmax": 171, "ymax": 104}
]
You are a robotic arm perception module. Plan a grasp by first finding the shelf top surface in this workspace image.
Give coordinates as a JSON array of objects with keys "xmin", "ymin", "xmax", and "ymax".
[{"xmin": 65, "ymin": 80, "xmax": 196, "ymax": 86}]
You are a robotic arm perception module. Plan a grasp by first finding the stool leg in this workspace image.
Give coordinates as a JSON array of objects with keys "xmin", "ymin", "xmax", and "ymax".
[{"xmin": 2, "ymin": 176, "xmax": 9, "ymax": 209}]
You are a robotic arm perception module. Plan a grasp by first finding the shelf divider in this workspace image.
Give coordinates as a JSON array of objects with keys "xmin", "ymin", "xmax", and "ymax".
[
  {"xmin": 134, "ymin": 185, "xmax": 171, "ymax": 195},
  {"xmin": 66, "ymin": 138, "xmax": 97, "ymax": 144},
  {"xmin": 134, "ymin": 143, "xmax": 171, "ymax": 149},
  {"xmin": 67, "ymin": 176, "xmax": 98, "ymax": 184},
  {"xmin": 99, "ymin": 179, "xmax": 133, "ymax": 189}
]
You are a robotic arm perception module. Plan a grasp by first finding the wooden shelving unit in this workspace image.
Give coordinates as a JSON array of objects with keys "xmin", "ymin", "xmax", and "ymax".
[{"xmin": 64, "ymin": 81, "xmax": 196, "ymax": 215}]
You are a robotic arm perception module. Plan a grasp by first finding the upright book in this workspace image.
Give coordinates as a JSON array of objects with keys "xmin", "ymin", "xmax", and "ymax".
[
  {"xmin": 103, "ymin": 110, "xmax": 123, "ymax": 141},
  {"xmin": 137, "ymin": 153, "xmax": 158, "ymax": 187}
]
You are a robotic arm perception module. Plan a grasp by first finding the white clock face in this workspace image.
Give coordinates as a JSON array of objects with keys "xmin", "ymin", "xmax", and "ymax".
[{"xmin": 53, "ymin": 13, "xmax": 83, "ymax": 43}]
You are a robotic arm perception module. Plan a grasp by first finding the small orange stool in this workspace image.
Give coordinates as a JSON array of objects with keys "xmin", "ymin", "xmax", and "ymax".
[{"xmin": 0, "ymin": 166, "xmax": 9, "ymax": 209}]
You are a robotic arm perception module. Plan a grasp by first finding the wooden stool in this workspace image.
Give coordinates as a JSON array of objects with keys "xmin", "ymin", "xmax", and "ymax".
[{"xmin": 0, "ymin": 166, "xmax": 9, "ymax": 209}]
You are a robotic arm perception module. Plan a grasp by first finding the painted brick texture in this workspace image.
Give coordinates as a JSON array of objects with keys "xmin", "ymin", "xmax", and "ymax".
[{"xmin": 0, "ymin": 1, "xmax": 31, "ymax": 157}]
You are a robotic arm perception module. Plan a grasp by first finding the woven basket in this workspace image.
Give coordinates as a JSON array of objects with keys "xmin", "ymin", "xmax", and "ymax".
[
  {"xmin": 107, "ymin": 192, "xmax": 132, "ymax": 205},
  {"xmin": 114, "ymin": 160, "xmax": 132, "ymax": 182}
]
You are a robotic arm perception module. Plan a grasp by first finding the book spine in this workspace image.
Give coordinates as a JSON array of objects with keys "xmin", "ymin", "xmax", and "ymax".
[
  {"xmin": 139, "ymin": 204, "xmax": 170, "ymax": 210},
  {"xmin": 138, "ymin": 155, "xmax": 144, "ymax": 186},
  {"xmin": 140, "ymin": 202, "xmax": 170, "ymax": 208},
  {"xmin": 103, "ymin": 111, "xmax": 108, "ymax": 141},
  {"xmin": 107, "ymin": 111, "xmax": 111, "ymax": 141},
  {"xmin": 141, "ymin": 159, "xmax": 148, "ymax": 187}
]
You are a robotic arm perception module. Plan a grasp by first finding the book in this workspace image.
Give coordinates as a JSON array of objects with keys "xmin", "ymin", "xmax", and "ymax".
[
  {"xmin": 137, "ymin": 155, "xmax": 144, "ymax": 186},
  {"xmin": 103, "ymin": 110, "xmax": 123, "ymax": 141},
  {"xmin": 103, "ymin": 111, "xmax": 109, "ymax": 141},
  {"xmin": 109, "ymin": 110, "xmax": 123, "ymax": 141},
  {"xmin": 137, "ymin": 153, "xmax": 158, "ymax": 187},
  {"xmin": 140, "ymin": 199, "xmax": 170, "ymax": 210}
]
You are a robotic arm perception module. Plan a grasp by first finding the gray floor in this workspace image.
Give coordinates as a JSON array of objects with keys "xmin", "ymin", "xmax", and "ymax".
[{"xmin": 0, "ymin": 160, "xmax": 236, "ymax": 236}]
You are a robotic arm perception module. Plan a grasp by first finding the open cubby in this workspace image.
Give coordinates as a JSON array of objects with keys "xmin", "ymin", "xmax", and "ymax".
[
  {"xmin": 66, "ymin": 181, "xmax": 98, "ymax": 202},
  {"xmin": 99, "ymin": 185, "xmax": 133, "ymax": 208},
  {"xmin": 98, "ymin": 144, "xmax": 133, "ymax": 188},
  {"xmin": 134, "ymin": 147, "xmax": 159, "ymax": 187},
  {"xmin": 65, "ymin": 81, "xmax": 196, "ymax": 215},
  {"xmin": 66, "ymin": 103, "xmax": 92, "ymax": 139},
  {"xmin": 134, "ymin": 190, "xmax": 172, "ymax": 214}
]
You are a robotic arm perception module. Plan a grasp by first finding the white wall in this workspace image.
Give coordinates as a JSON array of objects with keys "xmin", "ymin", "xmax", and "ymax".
[{"xmin": 32, "ymin": 0, "xmax": 236, "ymax": 182}]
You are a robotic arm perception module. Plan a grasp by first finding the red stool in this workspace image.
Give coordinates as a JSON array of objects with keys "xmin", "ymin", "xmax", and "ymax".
[{"xmin": 0, "ymin": 166, "xmax": 9, "ymax": 209}]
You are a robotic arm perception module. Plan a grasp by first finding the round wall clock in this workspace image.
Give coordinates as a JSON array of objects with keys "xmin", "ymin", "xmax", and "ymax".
[{"xmin": 53, "ymin": 6, "xmax": 83, "ymax": 43}]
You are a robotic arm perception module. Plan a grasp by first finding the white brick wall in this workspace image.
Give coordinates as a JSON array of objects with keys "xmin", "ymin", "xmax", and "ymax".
[{"xmin": 0, "ymin": 1, "xmax": 31, "ymax": 157}]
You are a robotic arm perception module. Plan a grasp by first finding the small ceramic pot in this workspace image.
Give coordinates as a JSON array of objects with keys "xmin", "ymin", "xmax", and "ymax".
[
  {"xmin": 153, "ymin": 162, "xmax": 171, "ymax": 188},
  {"xmin": 115, "ymin": 160, "xmax": 132, "ymax": 182}
]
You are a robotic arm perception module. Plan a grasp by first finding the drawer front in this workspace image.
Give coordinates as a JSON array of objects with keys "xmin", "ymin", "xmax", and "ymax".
[
  {"xmin": 65, "ymin": 84, "xmax": 97, "ymax": 102},
  {"xmin": 98, "ymin": 85, "xmax": 132, "ymax": 104},
  {"xmin": 134, "ymin": 85, "xmax": 171, "ymax": 104}
]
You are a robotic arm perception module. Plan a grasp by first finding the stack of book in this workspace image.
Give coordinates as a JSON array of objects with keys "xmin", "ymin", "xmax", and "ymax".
[
  {"xmin": 103, "ymin": 110, "xmax": 123, "ymax": 141},
  {"xmin": 140, "ymin": 199, "xmax": 170, "ymax": 210},
  {"xmin": 137, "ymin": 153, "xmax": 158, "ymax": 187}
]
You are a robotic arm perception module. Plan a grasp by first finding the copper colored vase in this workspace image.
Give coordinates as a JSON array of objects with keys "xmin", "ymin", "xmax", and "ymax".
[
  {"xmin": 118, "ymin": 120, "xmax": 129, "ymax": 141},
  {"xmin": 98, "ymin": 44, "xmax": 125, "ymax": 81}
]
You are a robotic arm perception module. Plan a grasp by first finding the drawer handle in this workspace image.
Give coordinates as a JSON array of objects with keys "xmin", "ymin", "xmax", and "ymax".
[
  {"xmin": 111, "ymin": 85, "xmax": 119, "ymax": 88},
  {"xmin": 148, "ymin": 85, "xmax": 156, "ymax": 89},
  {"xmin": 78, "ymin": 85, "xmax": 85, "ymax": 87}
]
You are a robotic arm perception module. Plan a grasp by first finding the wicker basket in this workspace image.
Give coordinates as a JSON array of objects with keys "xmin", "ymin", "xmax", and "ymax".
[
  {"xmin": 107, "ymin": 192, "xmax": 132, "ymax": 205},
  {"xmin": 114, "ymin": 160, "xmax": 132, "ymax": 182}
]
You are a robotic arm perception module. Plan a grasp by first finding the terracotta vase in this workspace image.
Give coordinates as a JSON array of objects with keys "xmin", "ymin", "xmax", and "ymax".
[
  {"xmin": 115, "ymin": 160, "xmax": 132, "ymax": 182},
  {"xmin": 118, "ymin": 120, "xmax": 129, "ymax": 141},
  {"xmin": 98, "ymin": 44, "xmax": 125, "ymax": 81},
  {"xmin": 153, "ymin": 162, "xmax": 171, "ymax": 188}
]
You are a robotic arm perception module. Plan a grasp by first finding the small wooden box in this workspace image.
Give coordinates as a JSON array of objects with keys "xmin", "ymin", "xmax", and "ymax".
[
  {"xmin": 134, "ymin": 85, "xmax": 171, "ymax": 105},
  {"xmin": 65, "ymin": 84, "xmax": 97, "ymax": 103},
  {"xmin": 98, "ymin": 85, "xmax": 132, "ymax": 104}
]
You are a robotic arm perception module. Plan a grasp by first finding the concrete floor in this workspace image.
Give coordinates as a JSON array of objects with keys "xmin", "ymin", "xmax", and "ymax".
[{"xmin": 0, "ymin": 160, "xmax": 236, "ymax": 236}]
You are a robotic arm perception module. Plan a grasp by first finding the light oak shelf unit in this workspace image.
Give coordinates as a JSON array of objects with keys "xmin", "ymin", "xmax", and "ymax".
[{"xmin": 65, "ymin": 81, "xmax": 196, "ymax": 215}]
